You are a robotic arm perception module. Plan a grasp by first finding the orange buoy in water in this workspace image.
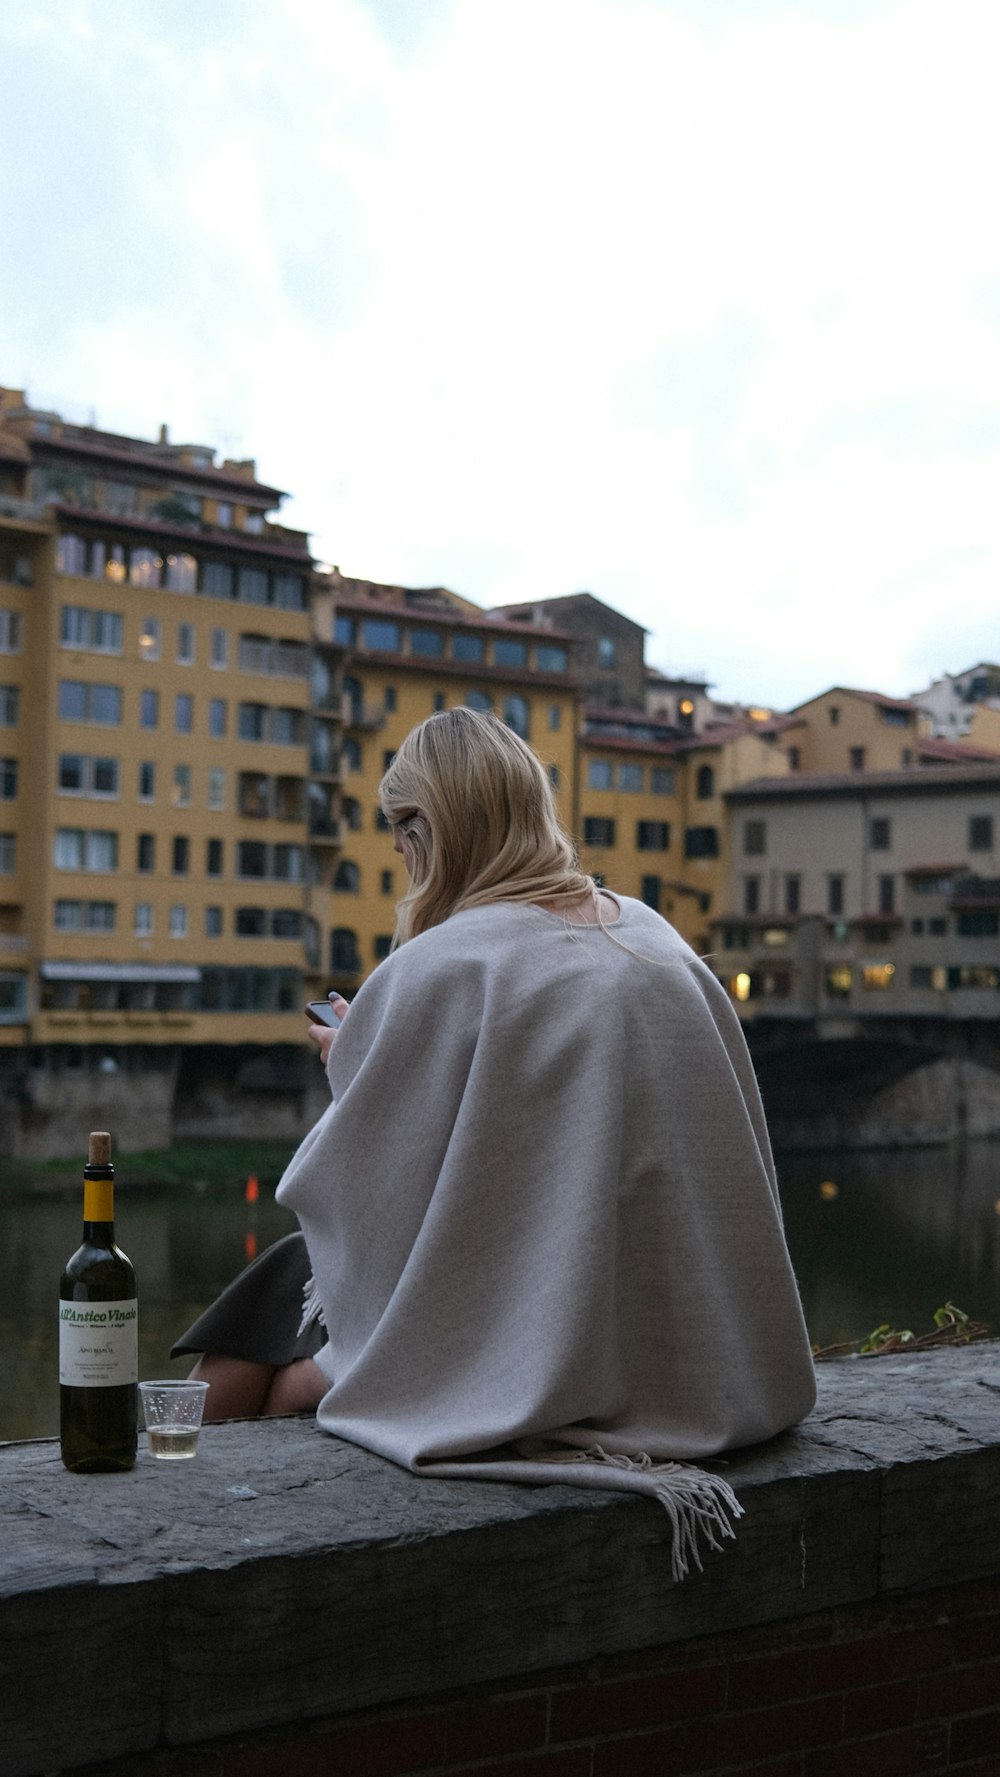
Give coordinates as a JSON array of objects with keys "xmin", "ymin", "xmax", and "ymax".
[{"xmin": 245, "ymin": 1174, "xmax": 259, "ymax": 1205}]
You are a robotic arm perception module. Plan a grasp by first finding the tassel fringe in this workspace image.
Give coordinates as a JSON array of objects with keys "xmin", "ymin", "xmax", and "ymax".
[
  {"xmin": 297, "ymin": 1273, "xmax": 325, "ymax": 1338},
  {"xmin": 573, "ymin": 1445, "xmax": 743, "ymax": 1583}
]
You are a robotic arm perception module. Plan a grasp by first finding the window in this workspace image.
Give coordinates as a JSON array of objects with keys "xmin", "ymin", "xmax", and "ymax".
[
  {"xmin": 0, "ymin": 757, "xmax": 16, "ymax": 799},
  {"xmin": 342, "ymin": 796, "xmax": 362, "ymax": 831},
  {"xmin": 237, "ymin": 840, "xmax": 267, "ymax": 877},
  {"xmin": 597, "ymin": 637, "xmax": 616, "ymax": 668},
  {"xmin": 549, "ymin": 764, "xmax": 560, "ymax": 789},
  {"xmin": 0, "ymin": 833, "xmax": 15, "ymax": 873},
  {"xmin": 410, "ymin": 629, "xmax": 443, "ymax": 657},
  {"xmin": 57, "ymin": 754, "xmax": 118, "ymax": 796},
  {"xmin": 362, "ymin": 619, "xmax": 400, "ymax": 651},
  {"xmin": 205, "ymin": 906, "xmax": 223, "ymax": 937},
  {"xmin": 58, "ymin": 680, "xmax": 122, "ymax": 725},
  {"xmin": 274, "ymin": 573, "xmax": 306, "ymax": 611},
  {"xmin": 957, "ymin": 908, "xmax": 1000, "ymax": 936},
  {"xmin": 140, "ymin": 689, "xmax": 159, "ymax": 729},
  {"xmin": 238, "ymin": 567, "xmax": 268, "ymax": 606},
  {"xmin": 588, "ymin": 760, "xmax": 613, "ymax": 790},
  {"xmin": 785, "ymin": 874, "xmax": 801, "ymax": 915},
  {"xmin": 452, "ymin": 633, "xmax": 484, "ymax": 663},
  {"xmin": 828, "ymin": 705, "xmax": 840, "ymax": 725},
  {"xmin": 175, "ymin": 693, "xmax": 194, "ymax": 734},
  {"xmin": 60, "ymin": 606, "xmax": 123, "ymax": 653},
  {"xmin": 619, "ymin": 764, "xmax": 643, "ymax": 792},
  {"xmin": 432, "ymin": 692, "xmax": 446, "ymax": 712},
  {"xmin": 695, "ymin": 764, "xmax": 715, "ymax": 799},
  {"xmin": 130, "ymin": 548, "xmax": 163, "ymax": 589},
  {"xmin": 331, "ymin": 928, "xmax": 360, "ymax": 972},
  {"xmin": 466, "ymin": 691, "xmax": 492, "ymax": 713},
  {"xmin": 0, "ymin": 610, "xmax": 22, "ymax": 653},
  {"xmin": 273, "ymin": 844, "xmax": 304, "ymax": 881},
  {"xmin": 640, "ymin": 876, "xmax": 661, "ymax": 912},
  {"xmin": 177, "ymin": 623, "xmax": 195, "ymax": 664},
  {"xmin": 503, "ymin": 696, "xmax": 530, "ymax": 739},
  {"xmin": 139, "ymin": 618, "xmax": 161, "ymax": 661},
  {"xmin": 134, "ymin": 903, "xmax": 153, "ymax": 937},
  {"xmin": 536, "ymin": 645, "xmax": 568, "ymax": 673},
  {"xmin": 970, "ymin": 816, "xmax": 994, "ymax": 852},
  {"xmin": 334, "ymin": 860, "xmax": 361, "ymax": 892},
  {"xmin": 54, "ymin": 899, "xmax": 114, "ymax": 932},
  {"xmin": 384, "ymin": 686, "xmax": 397, "ymax": 711},
  {"xmin": 209, "ymin": 698, "xmax": 227, "ymax": 738},
  {"xmin": 684, "ymin": 827, "xmax": 719, "ymax": 859},
  {"xmin": 216, "ymin": 502, "xmax": 233, "ymax": 529},
  {"xmin": 235, "ymin": 908, "xmax": 267, "ymax": 937},
  {"xmin": 166, "ymin": 553, "xmax": 197, "ymax": 593},
  {"xmin": 54, "ymin": 829, "xmax": 117, "ymax": 871},
  {"xmin": 272, "ymin": 707, "xmax": 305, "ymax": 745},
  {"xmin": 172, "ymin": 836, "xmax": 190, "ymax": 875},
  {"xmin": 381, "ymin": 868, "xmax": 394, "ymax": 894},
  {"xmin": 137, "ymin": 833, "xmax": 155, "ymax": 872},
  {"xmin": 583, "ymin": 817, "xmax": 615, "ymax": 847},
  {"xmin": 207, "ymin": 767, "xmax": 225, "ymax": 810},
  {"xmin": 862, "ymin": 964, "xmax": 895, "ymax": 990},
  {"xmin": 138, "ymin": 761, "xmax": 155, "ymax": 800},
  {"xmin": 870, "ymin": 818, "xmax": 891, "ymax": 850},
  {"xmin": 333, "ymin": 614, "xmax": 355, "ymax": 646},
  {"xmin": 788, "ymin": 747, "xmax": 801, "ymax": 771},
  {"xmin": 825, "ymin": 966, "xmax": 852, "ymax": 998},
  {"xmin": 548, "ymin": 705, "xmax": 561, "ymax": 731},
  {"xmin": 743, "ymin": 820, "xmax": 766, "ymax": 856},
  {"xmin": 827, "ymin": 874, "xmax": 845, "ymax": 916},
  {"xmin": 850, "ymin": 747, "xmax": 866, "ymax": 771},
  {"xmin": 271, "ymin": 909, "xmax": 304, "ymax": 938},
  {"xmin": 170, "ymin": 905, "xmax": 188, "ymax": 939},
  {"xmin": 494, "ymin": 639, "xmax": 527, "ymax": 668},
  {"xmin": 201, "ymin": 561, "xmax": 234, "ymax": 600},
  {"xmin": 206, "ymin": 837, "xmax": 224, "ymax": 876},
  {"xmin": 0, "ymin": 687, "xmax": 17, "ymax": 727},
  {"xmin": 211, "ymin": 627, "xmax": 228, "ymax": 668},
  {"xmin": 651, "ymin": 767, "xmax": 675, "ymax": 796},
  {"xmin": 172, "ymin": 765, "xmax": 191, "ymax": 807},
  {"xmin": 238, "ymin": 702, "xmax": 266, "ymax": 741},
  {"xmin": 637, "ymin": 821, "xmax": 670, "ymax": 851},
  {"xmin": 878, "ymin": 875, "xmax": 895, "ymax": 915}
]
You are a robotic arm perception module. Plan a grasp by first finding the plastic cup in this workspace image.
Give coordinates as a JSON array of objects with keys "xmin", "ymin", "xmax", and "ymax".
[{"xmin": 139, "ymin": 1379, "xmax": 210, "ymax": 1461}]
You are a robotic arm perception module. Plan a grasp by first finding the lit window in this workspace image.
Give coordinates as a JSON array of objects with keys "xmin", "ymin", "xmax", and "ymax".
[{"xmin": 862, "ymin": 964, "xmax": 896, "ymax": 990}]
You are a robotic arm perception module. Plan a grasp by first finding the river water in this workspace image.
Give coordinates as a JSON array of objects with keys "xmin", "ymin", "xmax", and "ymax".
[{"xmin": 3, "ymin": 1139, "xmax": 1000, "ymax": 1443}]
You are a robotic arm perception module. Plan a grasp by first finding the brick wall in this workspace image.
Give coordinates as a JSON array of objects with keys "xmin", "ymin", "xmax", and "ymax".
[{"xmin": 87, "ymin": 1577, "xmax": 1000, "ymax": 1777}]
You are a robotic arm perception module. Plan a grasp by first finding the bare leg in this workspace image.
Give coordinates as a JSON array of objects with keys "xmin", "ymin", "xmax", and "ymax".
[
  {"xmin": 262, "ymin": 1357, "xmax": 327, "ymax": 1417},
  {"xmin": 188, "ymin": 1353, "xmax": 277, "ymax": 1421}
]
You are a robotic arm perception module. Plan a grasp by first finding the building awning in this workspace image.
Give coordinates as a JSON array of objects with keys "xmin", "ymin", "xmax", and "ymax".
[{"xmin": 40, "ymin": 963, "xmax": 202, "ymax": 984}]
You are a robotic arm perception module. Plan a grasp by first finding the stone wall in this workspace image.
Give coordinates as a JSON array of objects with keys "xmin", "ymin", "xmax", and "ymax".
[{"xmin": 4, "ymin": 1345, "xmax": 1000, "ymax": 1776}]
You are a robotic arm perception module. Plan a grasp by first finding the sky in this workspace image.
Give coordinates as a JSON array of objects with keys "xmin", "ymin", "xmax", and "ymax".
[{"xmin": 1, "ymin": 0, "xmax": 998, "ymax": 711}]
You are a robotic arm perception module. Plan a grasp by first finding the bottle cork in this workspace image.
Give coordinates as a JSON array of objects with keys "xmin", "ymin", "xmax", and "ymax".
[{"xmin": 88, "ymin": 1131, "xmax": 112, "ymax": 1168}]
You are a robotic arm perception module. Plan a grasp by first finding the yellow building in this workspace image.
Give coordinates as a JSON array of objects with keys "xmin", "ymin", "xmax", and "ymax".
[
  {"xmin": 312, "ymin": 574, "xmax": 581, "ymax": 992},
  {"xmin": 777, "ymin": 687, "xmax": 923, "ymax": 776},
  {"xmin": 0, "ymin": 387, "xmax": 329, "ymax": 1154}
]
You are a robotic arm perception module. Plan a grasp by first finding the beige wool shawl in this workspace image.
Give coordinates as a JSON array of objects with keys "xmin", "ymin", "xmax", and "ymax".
[{"xmin": 277, "ymin": 897, "xmax": 816, "ymax": 1580}]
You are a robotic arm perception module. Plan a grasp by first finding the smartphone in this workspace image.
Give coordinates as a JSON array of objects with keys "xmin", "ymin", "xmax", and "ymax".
[{"xmin": 305, "ymin": 1000, "xmax": 344, "ymax": 1029}]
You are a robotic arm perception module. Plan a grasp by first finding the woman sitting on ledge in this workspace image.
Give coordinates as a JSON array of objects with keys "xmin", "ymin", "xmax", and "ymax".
[{"xmin": 174, "ymin": 707, "xmax": 816, "ymax": 1578}]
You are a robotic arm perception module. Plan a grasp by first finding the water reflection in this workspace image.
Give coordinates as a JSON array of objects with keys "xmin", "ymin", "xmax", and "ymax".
[
  {"xmin": 778, "ymin": 1139, "xmax": 1000, "ymax": 1351},
  {"xmin": 3, "ymin": 1139, "xmax": 1000, "ymax": 1442},
  {"xmin": 0, "ymin": 1184, "xmax": 298, "ymax": 1442}
]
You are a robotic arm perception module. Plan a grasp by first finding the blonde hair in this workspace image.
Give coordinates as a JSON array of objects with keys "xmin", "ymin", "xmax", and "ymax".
[{"xmin": 379, "ymin": 707, "xmax": 594, "ymax": 944}]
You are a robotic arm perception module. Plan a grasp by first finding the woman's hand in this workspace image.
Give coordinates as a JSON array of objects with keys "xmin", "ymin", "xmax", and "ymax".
[{"xmin": 306, "ymin": 995, "xmax": 351, "ymax": 1066}]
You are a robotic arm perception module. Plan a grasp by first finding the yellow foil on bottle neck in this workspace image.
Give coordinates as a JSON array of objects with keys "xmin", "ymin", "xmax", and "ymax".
[{"xmin": 84, "ymin": 1178, "xmax": 114, "ymax": 1222}]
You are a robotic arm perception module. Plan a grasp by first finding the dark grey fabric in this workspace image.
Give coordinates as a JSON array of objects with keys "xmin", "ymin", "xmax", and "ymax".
[{"xmin": 170, "ymin": 1231, "xmax": 322, "ymax": 1365}]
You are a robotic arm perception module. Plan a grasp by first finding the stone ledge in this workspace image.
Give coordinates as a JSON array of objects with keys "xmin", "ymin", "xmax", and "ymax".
[{"xmin": 3, "ymin": 1344, "xmax": 1000, "ymax": 1777}]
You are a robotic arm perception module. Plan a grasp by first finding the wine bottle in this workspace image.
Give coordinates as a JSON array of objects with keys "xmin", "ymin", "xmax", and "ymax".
[{"xmin": 59, "ymin": 1131, "xmax": 138, "ymax": 1473}]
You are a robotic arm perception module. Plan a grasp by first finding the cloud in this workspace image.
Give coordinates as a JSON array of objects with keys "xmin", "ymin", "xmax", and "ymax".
[{"xmin": 1, "ymin": 0, "xmax": 998, "ymax": 710}]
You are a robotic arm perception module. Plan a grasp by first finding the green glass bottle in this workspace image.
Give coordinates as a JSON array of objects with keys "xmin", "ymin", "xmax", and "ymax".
[{"xmin": 59, "ymin": 1131, "xmax": 138, "ymax": 1473}]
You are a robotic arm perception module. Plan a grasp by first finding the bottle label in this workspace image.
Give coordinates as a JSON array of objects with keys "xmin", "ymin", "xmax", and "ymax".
[{"xmin": 59, "ymin": 1300, "xmax": 138, "ymax": 1387}]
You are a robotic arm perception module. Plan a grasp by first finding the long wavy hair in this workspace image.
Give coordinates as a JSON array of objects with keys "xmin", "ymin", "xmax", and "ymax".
[{"xmin": 379, "ymin": 707, "xmax": 594, "ymax": 945}]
